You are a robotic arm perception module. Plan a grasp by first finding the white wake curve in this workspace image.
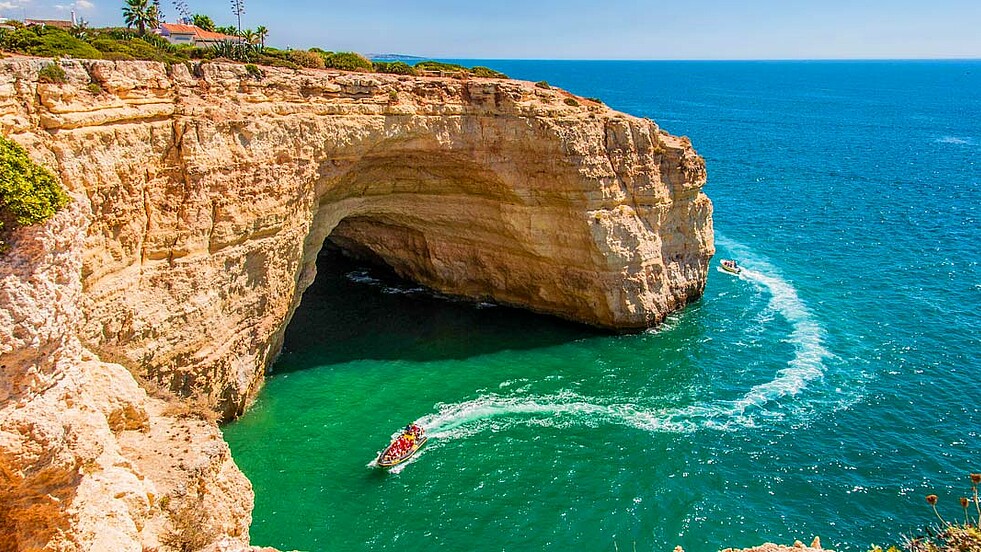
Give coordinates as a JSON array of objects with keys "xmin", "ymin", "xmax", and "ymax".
[{"xmin": 377, "ymin": 237, "xmax": 835, "ymax": 467}]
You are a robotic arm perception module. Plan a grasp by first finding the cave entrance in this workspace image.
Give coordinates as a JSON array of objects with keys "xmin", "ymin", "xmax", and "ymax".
[{"xmin": 270, "ymin": 216, "xmax": 598, "ymax": 377}]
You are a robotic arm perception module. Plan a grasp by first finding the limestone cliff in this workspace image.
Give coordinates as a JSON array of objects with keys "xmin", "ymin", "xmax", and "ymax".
[{"xmin": 0, "ymin": 58, "xmax": 712, "ymax": 550}]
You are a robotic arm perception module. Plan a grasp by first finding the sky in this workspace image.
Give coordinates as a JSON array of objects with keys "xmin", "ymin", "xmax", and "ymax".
[{"xmin": 2, "ymin": 0, "xmax": 980, "ymax": 59}]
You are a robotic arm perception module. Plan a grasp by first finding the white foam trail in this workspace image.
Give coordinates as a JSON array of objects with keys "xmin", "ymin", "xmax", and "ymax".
[
  {"xmin": 413, "ymin": 391, "xmax": 696, "ymax": 441},
  {"xmin": 713, "ymin": 235, "xmax": 831, "ymax": 423},
  {"xmin": 379, "ymin": 237, "xmax": 836, "ymax": 468},
  {"xmin": 936, "ymin": 135, "xmax": 976, "ymax": 146}
]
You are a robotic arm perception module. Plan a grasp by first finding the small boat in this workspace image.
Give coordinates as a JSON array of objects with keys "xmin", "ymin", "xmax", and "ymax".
[
  {"xmin": 720, "ymin": 259, "xmax": 742, "ymax": 274},
  {"xmin": 376, "ymin": 424, "xmax": 428, "ymax": 468}
]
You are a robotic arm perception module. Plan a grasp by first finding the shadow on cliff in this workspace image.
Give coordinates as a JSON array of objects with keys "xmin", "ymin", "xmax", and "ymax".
[{"xmin": 271, "ymin": 246, "xmax": 603, "ymax": 374}]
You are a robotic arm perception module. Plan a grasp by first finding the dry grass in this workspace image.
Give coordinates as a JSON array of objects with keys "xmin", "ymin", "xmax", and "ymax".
[
  {"xmin": 871, "ymin": 473, "xmax": 981, "ymax": 552},
  {"xmin": 159, "ymin": 497, "xmax": 216, "ymax": 552}
]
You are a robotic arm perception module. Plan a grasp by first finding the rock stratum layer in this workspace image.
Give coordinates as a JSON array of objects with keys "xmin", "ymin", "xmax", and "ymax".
[{"xmin": 0, "ymin": 58, "xmax": 712, "ymax": 550}]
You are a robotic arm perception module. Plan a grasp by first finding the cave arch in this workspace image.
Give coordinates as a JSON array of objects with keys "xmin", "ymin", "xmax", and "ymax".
[
  {"xmin": 0, "ymin": 60, "xmax": 716, "ymax": 548},
  {"xmin": 51, "ymin": 66, "xmax": 714, "ymax": 418}
]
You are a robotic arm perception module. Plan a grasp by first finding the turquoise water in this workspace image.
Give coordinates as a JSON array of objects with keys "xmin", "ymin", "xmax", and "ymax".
[{"xmin": 223, "ymin": 61, "xmax": 981, "ymax": 552}]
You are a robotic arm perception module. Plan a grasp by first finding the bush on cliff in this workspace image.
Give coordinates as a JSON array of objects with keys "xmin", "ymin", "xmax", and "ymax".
[
  {"xmin": 412, "ymin": 61, "xmax": 508, "ymax": 79},
  {"xmin": 37, "ymin": 62, "xmax": 67, "ymax": 83},
  {"xmin": 0, "ymin": 135, "xmax": 70, "ymax": 251},
  {"xmin": 414, "ymin": 60, "xmax": 467, "ymax": 74},
  {"xmin": 320, "ymin": 51, "xmax": 373, "ymax": 72},
  {"xmin": 210, "ymin": 41, "xmax": 261, "ymax": 63},
  {"xmin": 0, "ymin": 26, "xmax": 102, "ymax": 59},
  {"xmin": 373, "ymin": 61, "xmax": 416, "ymax": 75},
  {"xmin": 288, "ymin": 49, "xmax": 326, "ymax": 69},
  {"xmin": 89, "ymin": 36, "xmax": 185, "ymax": 63},
  {"xmin": 471, "ymin": 65, "xmax": 508, "ymax": 79}
]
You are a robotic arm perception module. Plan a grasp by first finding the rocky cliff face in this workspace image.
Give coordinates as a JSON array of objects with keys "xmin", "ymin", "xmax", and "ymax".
[{"xmin": 0, "ymin": 58, "xmax": 712, "ymax": 550}]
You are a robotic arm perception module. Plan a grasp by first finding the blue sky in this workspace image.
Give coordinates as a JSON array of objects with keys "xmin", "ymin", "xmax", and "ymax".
[{"xmin": 2, "ymin": 0, "xmax": 980, "ymax": 59}]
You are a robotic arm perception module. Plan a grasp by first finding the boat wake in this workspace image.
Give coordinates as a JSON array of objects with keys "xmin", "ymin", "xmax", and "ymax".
[
  {"xmin": 701, "ymin": 235, "xmax": 834, "ymax": 426},
  {"xmin": 413, "ymin": 390, "xmax": 695, "ymax": 442},
  {"xmin": 382, "ymin": 237, "xmax": 841, "ymax": 467}
]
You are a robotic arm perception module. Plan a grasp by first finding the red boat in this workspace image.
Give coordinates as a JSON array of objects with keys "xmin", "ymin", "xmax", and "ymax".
[{"xmin": 376, "ymin": 424, "xmax": 427, "ymax": 468}]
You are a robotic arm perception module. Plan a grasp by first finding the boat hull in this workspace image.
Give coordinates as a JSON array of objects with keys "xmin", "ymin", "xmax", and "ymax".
[
  {"xmin": 377, "ymin": 436, "xmax": 428, "ymax": 468},
  {"xmin": 720, "ymin": 260, "xmax": 742, "ymax": 274}
]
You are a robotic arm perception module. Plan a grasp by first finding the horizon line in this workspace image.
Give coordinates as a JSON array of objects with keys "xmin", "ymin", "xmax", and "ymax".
[{"xmin": 421, "ymin": 56, "xmax": 981, "ymax": 62}]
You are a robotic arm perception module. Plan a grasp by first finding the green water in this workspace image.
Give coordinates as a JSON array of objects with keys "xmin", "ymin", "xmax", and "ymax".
[
  {"xmin": 225, "ymin": 247, "xmax": 836, "ymax": 551},
  {"xmin": 223, "ymin": 60, "xmax": 981, "ymax": 552}
]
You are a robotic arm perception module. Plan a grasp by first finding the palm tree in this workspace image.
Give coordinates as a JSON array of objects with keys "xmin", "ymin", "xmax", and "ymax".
[
  {"xmin": 255, "ymin": 25, "xmax": 268, "ymax": 48},
  {"xmin": 241, "ymin": 29, "xmax": 257, "ymax": 45},
  {"xmin": 122, "ymin": 0, "xmax": 160, "ymax": 35},
  {"xmin": 192, "ymin": 13, "xmax": 216, "ymax": 31}
]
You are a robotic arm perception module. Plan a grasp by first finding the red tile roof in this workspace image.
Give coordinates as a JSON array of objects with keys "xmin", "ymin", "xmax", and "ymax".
[{"xmin": 160, "ymin": 23, "xmax": 240, "ymax": 41}]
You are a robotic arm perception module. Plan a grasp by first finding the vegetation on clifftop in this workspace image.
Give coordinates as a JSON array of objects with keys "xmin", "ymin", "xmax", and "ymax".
[
  {"xmin": 870, "ymin": 473, "xmax": 981, "ymax": 552},
  {"xmin": 0, "ymin": 21, "xmax": 509, "ymax": 79},
  {"xmin": 0, "ymin": 135, "xmax": 70, "ymax": 251}
]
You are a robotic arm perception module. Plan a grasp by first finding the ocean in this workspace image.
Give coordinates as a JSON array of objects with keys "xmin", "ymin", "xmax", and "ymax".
[{"xmin": 222, "ymin": 60, "xmax": 981, "ymax": 552}]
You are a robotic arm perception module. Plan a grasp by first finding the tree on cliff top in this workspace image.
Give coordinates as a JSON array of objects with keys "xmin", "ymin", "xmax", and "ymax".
[
  {"xmin": 0, "ymin": 135, "xmax": 70, "ymax": 251},
  {"xmin": 122, "ymin": 0, "xmax": 161, "ymax": 36},
  {"xmin": 191, "ymin": 13, "xmax": 216, "ymax": 31}
]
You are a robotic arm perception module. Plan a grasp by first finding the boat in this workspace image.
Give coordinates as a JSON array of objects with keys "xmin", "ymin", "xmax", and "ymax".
[
  {"xmin": 720, "ymin": 259, "xmax": 742, "ymax": 274},
  {"xmin": 376, "ymin": 424, "xmax": 428, "ymax": 468}
]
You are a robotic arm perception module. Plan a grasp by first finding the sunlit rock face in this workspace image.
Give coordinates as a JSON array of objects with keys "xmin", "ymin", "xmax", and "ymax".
[
  {"xmin": 3, "ymin": 59, "xmax": 711, "ymax": 418},
  {"xmin": 0, "ymin": 58, "xmax": 711, "ymax": 550}
]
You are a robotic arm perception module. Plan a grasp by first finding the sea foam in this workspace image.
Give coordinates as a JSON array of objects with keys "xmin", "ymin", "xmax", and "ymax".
[{"xmin": 398, "ymin": 237, "xmax": 836, "ymax": 454}]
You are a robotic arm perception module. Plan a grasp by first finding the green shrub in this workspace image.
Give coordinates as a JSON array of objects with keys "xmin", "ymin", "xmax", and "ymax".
[
  {"xmin": 585, "ymin": 97, "xmax": 603, "ymax": 104},
  {"xmin": 100, "ymin": 51, "xmax": 135, "ymax": 61},
  {"xmin": 470, "ymin": 66, "xmax": 508, "ymax": 79},
  {"xmin": 0, "ymin": 135, "xmax": 70, "ymax": 251},
  {"xmin": 1, "ymin": 27, "xmax": 102, "ymax": 59},
  {"xmin": 90, "ymin": 37, "xmax": 185, "ymax": 63},
  {"xmin": 321, "ymin": 51, "xmax": 372, "ymax": 71},
  {"xmin": 185, "ymin": 47, "xmax": 213, "ymax": 60},
  {"xmin": 412, "ymin": 61, "xmax": 507, "ymax": 78},
  {"xmin": 414, "ymin": 60, "xmax": 468, "ymax": 73},
  {"xmin": 288, "ymin": 49, "xmax": 325, "ymax": 69},
  {"xmin": 563, "ymin": 97, "xmax": 580, "ymax": 107},
  {"xmin": 95, "ymin": 27, "xmax": 139, "ymax": 41},
  {"xmin": 37, "ymin": 62, "xmax": 67, "ymax": 84},
  {"xmin": 372, "ymin": 61, "xmax": 416, "ymax": 75},
  {"xmin": 244, "ymin": 63, "xmax": 264, "ymax": 80},
  {"xmin": 86, "ymin": 82, "xmax": 103, "ymax": 95},
  {"xmin": 209, "ymin": 41, "xmax": 260, "ymax": 63},
  {"xmin": 535, "ymin": 80, "xmax": 550, "ymax": 89},
  {"xmin": 0, "ymin": 28, "xmax": 42, "ymax": 52},
  {"xmin": 256, "ymin": 54, "xmax": 299, "ymax": 69}
]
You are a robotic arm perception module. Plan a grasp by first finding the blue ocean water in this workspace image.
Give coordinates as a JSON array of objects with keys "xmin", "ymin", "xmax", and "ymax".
[{"xmin": 224, "ymin": 61, "xmax": 981, "ymax": 551}]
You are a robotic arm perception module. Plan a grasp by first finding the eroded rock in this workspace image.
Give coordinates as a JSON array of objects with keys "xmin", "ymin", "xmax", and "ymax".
[{"xmin": 0, "ymin": 59, "xmax": 713, "ymax": 550}]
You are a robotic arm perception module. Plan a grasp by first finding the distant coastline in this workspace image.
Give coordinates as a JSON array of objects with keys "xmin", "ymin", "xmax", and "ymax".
[{"xmin": 368, "ymin": 53, "xmax": 428, "ymax": 62}]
